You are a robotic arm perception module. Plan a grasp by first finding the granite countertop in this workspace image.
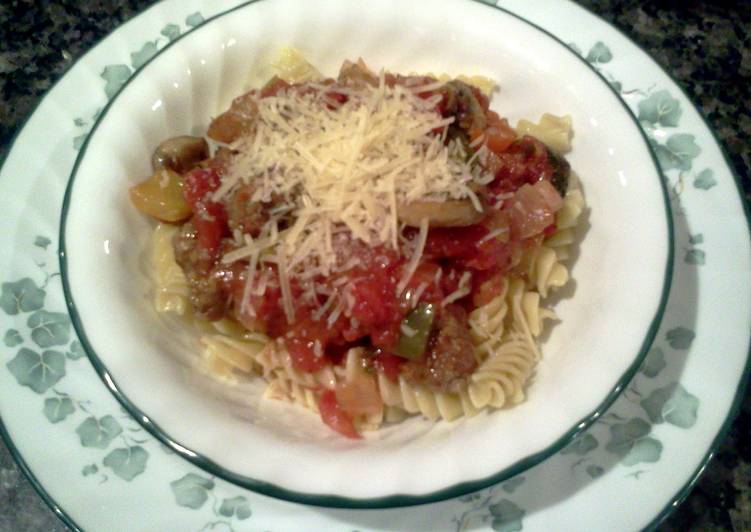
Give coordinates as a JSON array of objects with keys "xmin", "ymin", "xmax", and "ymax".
[{"xmin": 0, "ymin": 1, "xmax": 749, "ymax": 530}]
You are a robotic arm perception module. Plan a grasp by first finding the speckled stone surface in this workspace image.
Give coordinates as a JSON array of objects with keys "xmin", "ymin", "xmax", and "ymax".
[{"xmin": 0, "ymin": 1, "xmax": 749, "ymax": 530}]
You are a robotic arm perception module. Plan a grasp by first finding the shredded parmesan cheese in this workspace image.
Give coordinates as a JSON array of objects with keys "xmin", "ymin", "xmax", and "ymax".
[
  {"xmin": 442, "ymin": 271, "xmax": 472, "ymax": 306},
  {"xmin": 216, "ymin": 70, "xmax": 493, "ymax": 322}
]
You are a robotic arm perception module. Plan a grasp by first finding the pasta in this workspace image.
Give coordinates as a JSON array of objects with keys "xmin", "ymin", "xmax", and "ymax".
[
  {"xmin": 134, "ymin": 51, "xmax": 585, "ymax": 438},
  {"xmin": 152, "ymin": 223, "xmax": 189, "ymax": 315},
  {"xmin": 515, "ymin": 113, "xmax": 573, "ymax": 154}
]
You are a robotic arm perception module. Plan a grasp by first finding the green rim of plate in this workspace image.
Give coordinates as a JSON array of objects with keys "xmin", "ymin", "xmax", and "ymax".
[{"xmin": 55, "ymin": 0, "xmax": 675, "ymax": 509}]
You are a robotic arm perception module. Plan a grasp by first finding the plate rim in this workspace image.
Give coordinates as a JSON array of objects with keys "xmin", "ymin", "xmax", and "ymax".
[{"xmin": 55, "ymin": 0, "xmax": 674, "ymax": 509}]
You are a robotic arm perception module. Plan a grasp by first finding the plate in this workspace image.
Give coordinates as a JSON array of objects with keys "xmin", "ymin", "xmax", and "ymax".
[
  {"xmin": 59, "ymin": 0, "xmax": 669, "ymax": 505},
  {"xmin": 1, "ymin": 0, "xmax": 749, "ymax": 529}
]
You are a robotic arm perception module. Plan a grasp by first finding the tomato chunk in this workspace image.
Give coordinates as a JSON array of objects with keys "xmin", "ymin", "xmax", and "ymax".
[
  {"xmin": 284, "ymin": 318, "xmax": 330, "ymax": 373},
  {"xmin": 183, "ymin": 167, "xmax": 222, "ymax": 208},
  {"xmin": 192, "ymin": 202, "xmax": 228, "ymax": 255},
  {"xmin": 424, "ymin": 225, "xmax": 489, "ymax": 259},
  {"xmin": 183, "ymin": 167, "xmax": 228, "ymax": 255},
  {"xmin": 319, "ymin": 390, "xmax": 360, "ymax": 439},
  {"xmin": 482, "ymin": 111, "xmax": 517, "ymax": 154}
]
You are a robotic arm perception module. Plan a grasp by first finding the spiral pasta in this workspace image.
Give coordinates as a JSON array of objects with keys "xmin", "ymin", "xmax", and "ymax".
[
  {"xmin": 152, "ymin": 223, "xmax": 190, "ymax": 315},
  {"xmin": 468, "ymin": 282, "xmax": 510, "ymax": 357},
  {"xmin": 467, "ymin": 333, "xmax": 536, "ymax": 409},
  {"xmin": 547, "ymin": 187, "xmax": 585, "ymax": 261},
  {"xmin": 515, "ymin": 113, "xmax": 573, "ymax": 154},
  {"xmin": 198, "ymin": 334, "xmax": 265, "ymax": 381},
  {"xmin": 524, "ymin": 245, "xmax": 569, "ymax": 298},
  {"xmin": 264, "ymin": 374, "xmax": 320, "ymax": 412},
  {"xmin": 377, "ymin": 373, "xmax": 465, "ymax": 421}
]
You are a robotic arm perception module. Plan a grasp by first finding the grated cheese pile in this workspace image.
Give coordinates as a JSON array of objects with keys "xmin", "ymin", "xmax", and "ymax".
[{"xmin": 214, "ymin": 71, "xmax": 493, "ymax": 320}]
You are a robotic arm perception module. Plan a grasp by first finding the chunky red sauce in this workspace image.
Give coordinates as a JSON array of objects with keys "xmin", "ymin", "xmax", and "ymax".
[{"xmin": 159, "ymin": 66, "xmax": 571, "ymax": 437}]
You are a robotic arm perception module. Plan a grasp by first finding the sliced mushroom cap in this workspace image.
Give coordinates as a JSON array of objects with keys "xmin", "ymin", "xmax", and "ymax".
[
  {"xmin": 152, "ymin": 136, "xmax": 209, "ymax": 174},
  {"xmin": 397, "ymin": 199, "xmax": 485, "ymax": 228},
  {"xmin": 440, "ymin": 80, "xmax": 487, "ymax": 133}
]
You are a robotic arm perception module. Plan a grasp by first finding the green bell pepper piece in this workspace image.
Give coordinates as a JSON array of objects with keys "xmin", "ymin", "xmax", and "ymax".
[{"xmin": 394, "ymin": 303, "xmax": 435, "ymax": 360}]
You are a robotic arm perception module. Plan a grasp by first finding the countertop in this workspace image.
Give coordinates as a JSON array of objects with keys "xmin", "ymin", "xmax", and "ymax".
[{"xmin": 0, "ymin": 1, "xmax": 749, "ymax": 530}]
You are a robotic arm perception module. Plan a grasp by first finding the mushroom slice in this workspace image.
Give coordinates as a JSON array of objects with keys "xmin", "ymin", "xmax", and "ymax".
[
  {"xmin": 397, "ymin": 199, "xmax": 485, "ymax": 228},
  {"xmin": 151, "ymin": 136, "xmax": 209, "ymax": 174}
]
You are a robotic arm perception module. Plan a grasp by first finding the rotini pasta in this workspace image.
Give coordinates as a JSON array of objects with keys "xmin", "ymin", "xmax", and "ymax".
[
  {"xmin": 467, "ymin": 333, "xmax": 537, "ymax": 409},
  {"xmin": 515, "ymin": 113, "xmax": 573, "ymax": 154},
  {"xmin": 152, "ymin": 223, "xmax": 189, "ymax": 315},
  {"xmin": 469, "ymin": 283, "xmax": 510, "ymax": 357},
  {"xmin": 524, "ymin": 245, "xmax": 569, "ymax": 298},
  {"xmin": 198, "ymin": 334, "xmax": 265, "ymax": 380},
  {"xmin": 548, "ymin": 186, "xmax": 585, "ymax": 260},
  {"xmin": 270, "ymin": 46, "xmax": 323, "ymax": 83}
]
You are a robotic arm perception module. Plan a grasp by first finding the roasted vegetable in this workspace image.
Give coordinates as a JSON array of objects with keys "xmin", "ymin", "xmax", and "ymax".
[
  {"xmin": 440, "ymin": 80, "xmax": 487, "ymax": 133},
  {"xmin": 207, "ymin": 92, "xmax": 258, "ymax": 143},
  {"xmin": 151, "ymin": 136, "xmax": 209, "ymax": 174},
  {"xmin": 397, "ymin": 199, "xmax": 484, "ymax": 228},
  {"xmin": 395, "ymin": 303, "xmax": 435, "ymax": 360},
  {"xmin": 128, "ymin": 169, "xmax": 191, "ymax": 222},
  {"xmin": 547, "ymin": 145, "xmax": 570, "ymax": 197}
]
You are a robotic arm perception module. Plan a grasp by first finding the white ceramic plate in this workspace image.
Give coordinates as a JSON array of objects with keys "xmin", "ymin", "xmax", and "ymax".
[
  {"xmin": 59, "ymin": 0, "xmax": 669, "ymax": 504},
  {"xmin": 1, "ymin": 0, "xmax": 749, "ymax": 529}
]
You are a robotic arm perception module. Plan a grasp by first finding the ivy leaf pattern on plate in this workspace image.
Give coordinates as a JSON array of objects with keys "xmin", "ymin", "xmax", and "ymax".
[
  {"xmin": 101, "ymin": 64, "xmax": 133, "ymax": 100},
  {"xmin": 637, "ymin": 90, "xmax": 682, "ymax": 128},
  {"xmin": 488, "ymin": 499, "xmax": 525, "ymax": 532},
  {"xmin": 653, "ymin": 133, "xmax": 701, "ymax": 172},
  {"xmin": 218, "ymin": 496, "xmax": 252, "ymax": 520},
  {"xmin": 66, "ymin": 339, "xmax": 85, "ymax": 360},
  {"xmin": 76, "ymin": 415, "xmax": 123, "ymax": 449},
  {"xmin": 171, "ymin": 473, "xmax": 216, "ymax": 510},
  {"xmin": 560, "ymin": 433, "xmax": 598, "ymax": 456},
  {"xmin": 161, "ymin": 23, "xmax": 181, "ymax": 42},
  {"xmin": 501, "ymin": 476, "xmax": 526, "ymax": 494},
  {"xmin": 43, "ymin": 397, "xmax": 76, "ymax": 423},
  {"xmin": 640, "ymin": 347, "xmax": 666, "ymax": 378},
  {"xmin": 103, "ymin": 446, "xmax": 150, "ymax": 481},
  {"xmin": 665, "ymin": 327, "xmax": 695, "ymax": 350},
  {"xmin": 7, "ymin": 348, "xmax": 66, "ymax": 394},
  {"xmin": 605, "ymin": 418, "xmax": 663, "ymax": 466},
  {"xmin": 3, "ymin": 329, "xmax": 23, "ymax": 347},
  {"xmin": 34, "ymin": 236, "xmax": 52, "ymax": 250},
  {"xmin": 27, "ymin": 310, "xmax": 71, "ymax": 348},
  {"xmin": 185, "ymin": 12, "xmax": 206, "ymax": 28},
  {"xmin": 620, "ymin": 438, "xmax": 663, "ymax": 466},
  {"xmin": 81, "ymin": 464, "xmax": 99, "ymax": 477},
  {"xmin": 641, "ymin": 383, "xmax": 700, "ymax": 429},
  {"xmin": 130, "ymin": 41, "xmax": 159, "ymax": 70},
  {"xmin": 1, "ymin": 278, "xmax": 45, "ymax": 315},
  {"xmin": 585, "ymin": 42, "xmax": 613, "ymax": 64},
  {"xmin": 684, "ymin": 249, "xmax": 706, "ymax": 265},
  {"xmin": 693, "ymin": 168, "xmax": 717, "ymax": 190}
]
